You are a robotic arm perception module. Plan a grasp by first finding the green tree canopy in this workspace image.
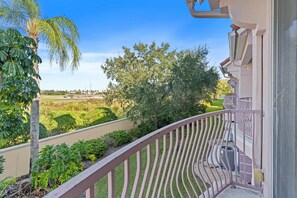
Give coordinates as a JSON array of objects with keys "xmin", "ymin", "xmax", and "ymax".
[
  {"xmin": 0, "ymin": 28, "xmax": 40, "ymax": 145},
  {"xmin": 102, "ymin": 42, "xmax": 219, "ymax": 129},
  {"xmin": 215, "ymin": 79, "xmax": 233, "ymax": 98}
]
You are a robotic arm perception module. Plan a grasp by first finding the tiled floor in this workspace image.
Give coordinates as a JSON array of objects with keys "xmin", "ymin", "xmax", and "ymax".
[{"xmin": 217, "ymin": 187, "xmax": 263, "ymax": 198}]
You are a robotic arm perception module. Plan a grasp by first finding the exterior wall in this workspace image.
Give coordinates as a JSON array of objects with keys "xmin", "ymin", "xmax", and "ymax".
[
  {"xmin": 239, "ymin": 63, "xmax": 252, "ymax": 98},
  {"xmin": 219, "ymin": 0, "xmax": 274, "ymax": 197},
  {"xmin": 239, "ymin": 150, "xmax": 253, "ymax": 184},
  {"xmin": 0, "ymin": 118, "xmax": 135, "ymax": 180},
  {"xmin": 262, "ymin": 0, "xmax": 273, "ymax": 196}
]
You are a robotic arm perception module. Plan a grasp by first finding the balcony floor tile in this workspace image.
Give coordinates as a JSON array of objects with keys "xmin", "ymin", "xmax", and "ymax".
[{"xmin": 217, "ymin": 187, "xmax": 263, "ymax": 198}]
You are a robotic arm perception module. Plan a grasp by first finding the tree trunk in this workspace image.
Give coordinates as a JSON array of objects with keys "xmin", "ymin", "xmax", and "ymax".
[
  {"xmin": 30, "ymin": 97, "xmax": 39, "ymax": 171},
  {"xmin": 29, "ymin": 36, "xmax": 40, "ymax": 173}
]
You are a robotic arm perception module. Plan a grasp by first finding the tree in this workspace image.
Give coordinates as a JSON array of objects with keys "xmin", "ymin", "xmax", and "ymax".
[
  {"xmin": 102, "ymin": 42, "xmax": 219, "ymax": 129},
  {"xmin": 0, "ymin": 0, "xmax": 81, "ymax": 170},
  {"xmin": 169, "ymin": 49, "xmax": 219, "ymax": 121},
  {"xmin": 0, "ymin": 28, "xmax": 40, "ymax": 146},
  {"xmin": 215, "ymin": 79, "xmax": 233, "ymax": 98}
]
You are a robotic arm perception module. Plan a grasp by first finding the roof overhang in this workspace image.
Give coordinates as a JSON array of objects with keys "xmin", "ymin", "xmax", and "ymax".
[
  {"xmin": 228, "ymin": 28, "xmax": 252, "ymax": 66},
  {"xmin": 220, "ymin": 57, "xmax": 241, "ymax": 79}
]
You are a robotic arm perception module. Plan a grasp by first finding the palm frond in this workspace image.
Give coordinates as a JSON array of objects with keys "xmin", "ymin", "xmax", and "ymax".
[
  {"xmin": 12, "ymin": 0, "xmax": 39, "ymax": 19},
  {"xmin": 37, "ymin": 18, "xmax": 81, "ymax": 71},
  {"xmin": 1, "ymin": 0, "xmax": 81, "ymax": 71},
  {"xmin": 0, "ymin": 1, "xmax": 27, "ymax": 29},
  {"xmin": 48, "ymin": 17, "xmax": 80, "ymax": 40}
]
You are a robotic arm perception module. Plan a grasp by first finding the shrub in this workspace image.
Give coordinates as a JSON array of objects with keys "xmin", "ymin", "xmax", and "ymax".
[
  {"xmin": 106, "ymin": 130, "xmax": 132, "ymax": 147},
  {"xmin": 86, "ymin": 138, "xmax": 108, "ymax": 158},
  {"xmin": 71, "ymin": 140, "xmax": 92, "ymax": 160},
  {"xmin": 31, "ymin": 144, "xmax": 83, "ymax": 190},
  {"xmin": 88, "ymin": 154, "xmax": 96, "ymax": 164},
  {"xmin": 71, "ymin": 140, "xmax": 97, "ymax": 162}
]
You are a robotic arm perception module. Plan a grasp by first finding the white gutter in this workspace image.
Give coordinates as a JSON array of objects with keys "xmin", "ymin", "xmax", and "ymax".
[{"xmin": 186, "ymin": 0, "xmax": 229, "ymax": 18}]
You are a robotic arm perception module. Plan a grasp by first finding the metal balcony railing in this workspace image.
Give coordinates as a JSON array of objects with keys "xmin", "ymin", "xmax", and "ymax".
[
  {"xmin": 45, "ymin": 110, "xmax": 262, "ymax": 198},
  {"xmin": 236, "ymin": 98, "xmax": 253, "ymax": 138},
  {"xmin": 223, "ymin": 94, "xmax": 238, "ymax": 109}
]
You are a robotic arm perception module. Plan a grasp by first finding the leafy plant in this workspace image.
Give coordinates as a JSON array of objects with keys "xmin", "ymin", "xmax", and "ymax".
[
  {"xmin": 0, "ymin": 28, "xmax": 40, "ymax": 145},
  {"xmin": 0, "ymin": 177, "xmax": 16, "ymax": 195},
  {"xmin": 88, "ymin": 154, "xmax": 96, "ymax": 165},
  {"xmin": 71, "ymin": 140, "xmax": 92, "ymax": 160},
  {"xmin": 106, "ymin": 130, "xmax": 132, "ymax": 147},
  {"xmin": 31, "ymin": 144, "xmax": 83, "ymax": 190},
  {"xmin": 86, "ymin": 138, "xmax": 108, "ymax": 159}
]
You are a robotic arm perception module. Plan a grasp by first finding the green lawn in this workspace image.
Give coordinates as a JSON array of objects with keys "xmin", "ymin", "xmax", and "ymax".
[{"xmin": 206, "ymin": 98, "xmax": 224, "ymax": 112}]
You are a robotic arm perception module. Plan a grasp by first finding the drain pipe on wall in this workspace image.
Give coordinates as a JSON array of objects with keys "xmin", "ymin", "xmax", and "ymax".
[{"xmin": 186, "ymin": 0, "xmax": 229, "ymax": 18}]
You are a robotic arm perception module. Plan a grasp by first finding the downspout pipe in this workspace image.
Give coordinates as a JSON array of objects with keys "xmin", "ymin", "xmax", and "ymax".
[{"xmin": 186, "ymin": 0, "xmax": 229, "ymax": 18}]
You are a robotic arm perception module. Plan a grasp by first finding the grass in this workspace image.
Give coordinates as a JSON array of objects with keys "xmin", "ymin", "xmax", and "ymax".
[
  {"xmin": 206, "ymin": 98, "xmax": 224, "ymax": 113},
  {"xmin": 40, "ymin": 98, "xmax": 118, "ymax": 135}
]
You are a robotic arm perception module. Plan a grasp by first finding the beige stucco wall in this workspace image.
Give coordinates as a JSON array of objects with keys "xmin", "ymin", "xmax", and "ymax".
[
  {"xmin": 0, "ymin": 118, "xmax": 135, "ymax": 180},
  {"xmin": 219, "ymin": 0, "xmax": 273, "ymax": 196},
  {"xmin": 239, "ymin": 63, "xmax": 252, "ymax": 98}
]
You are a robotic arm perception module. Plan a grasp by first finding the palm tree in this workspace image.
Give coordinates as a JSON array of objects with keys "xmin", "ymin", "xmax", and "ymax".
[{"xmin": 0, "ymin": 0, "xmax": 81, "ymax": 170}]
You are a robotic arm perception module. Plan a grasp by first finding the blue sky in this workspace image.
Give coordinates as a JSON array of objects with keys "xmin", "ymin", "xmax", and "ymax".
[{"xmin": 38, "ymin": 0, "xmax": 231, "ymax": 90}]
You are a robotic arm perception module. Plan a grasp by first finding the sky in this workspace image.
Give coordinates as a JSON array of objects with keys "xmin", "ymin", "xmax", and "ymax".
[{"xmin": 38, "ymin": 0, "xmax": 231, "ymax": 91}]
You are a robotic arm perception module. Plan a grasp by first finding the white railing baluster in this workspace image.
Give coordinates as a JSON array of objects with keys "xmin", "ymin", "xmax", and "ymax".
[
  {"xmin": 139, "ymin": 144, "xmax": 151, "ymax": 197},
  {"xmin": 175, "ymin": 125, "xmax": 186, "ymax": 197},
  {"xmin": 180, "ymin": 123, "xmax": 192, "ymax": 197},
  {"xmin": 152, "ymin": 135, "xmax": 167, "ymax": 197},
  {"xmin": 170, "ymin": 127, "xmax": 182, "ymax": 197},
  {"xmin": 163, "ymin": 131, "xmax": 176, "ymax": 198},
  {"xmin": 121, "ymin": 159, "xmax": 130, "ymax": 198},
  {"xmin": 85, "ymin": 184, "xmax": 94, "ymax": 198},
  {"xmin": 185, "ymin": 122, "xmax": 198, "ymax": 197},
  {"xmin": 195, "ymin": 118, "xmax": 210, "ymax": 198},
  {"xmin": 191, "ymin": 120, "xmax": 205, "ymax": 197},
  {"xmin": 158, "ymin": 132, "xmax": 173, "ymax": 198},
  {"xmin": 145, "ymin": 139, "xmax": 159, "ymax": 198},
  {"xmin": 131, "ymin": 151, "xmax": 141, "ymax": 197},
  {"xmin": 108, "ymin": 170, "xmax": 115, "ymax": 198}
]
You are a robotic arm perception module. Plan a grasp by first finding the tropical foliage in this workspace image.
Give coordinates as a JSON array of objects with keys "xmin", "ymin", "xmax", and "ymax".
[
  {"xmin": 102, "ymin": 42, "xmax": 219, "ymax": 130},
  {"xmin": 0, "ymin": 28, "xmax": 40, "ymax": 146},
  {"xmin": 31, "ymin": 144, "xmax": 83, "ymax": 190},
  {"xmin": 0, "ymin": 0, "xmax": 81, "ymax": 168},
  {"xmin": 31, "ymin": 130, "xmax": 133, "ymax": 190}
]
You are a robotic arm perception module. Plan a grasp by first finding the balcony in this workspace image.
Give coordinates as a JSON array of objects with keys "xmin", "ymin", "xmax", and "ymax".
[{"xmin": 45, "ymin": 109, "xmax": 262, "ymax": 198}]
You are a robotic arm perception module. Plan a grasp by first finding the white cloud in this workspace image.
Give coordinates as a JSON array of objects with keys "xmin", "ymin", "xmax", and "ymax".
[{"xmin": 39, "ymin": 51, "xmax": 122, "ymax": 73}]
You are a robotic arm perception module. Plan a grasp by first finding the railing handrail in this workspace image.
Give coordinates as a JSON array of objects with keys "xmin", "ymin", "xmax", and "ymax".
[{"xmin": 45, "ymin": 109, "xmax": 261, "ymax": 198}]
